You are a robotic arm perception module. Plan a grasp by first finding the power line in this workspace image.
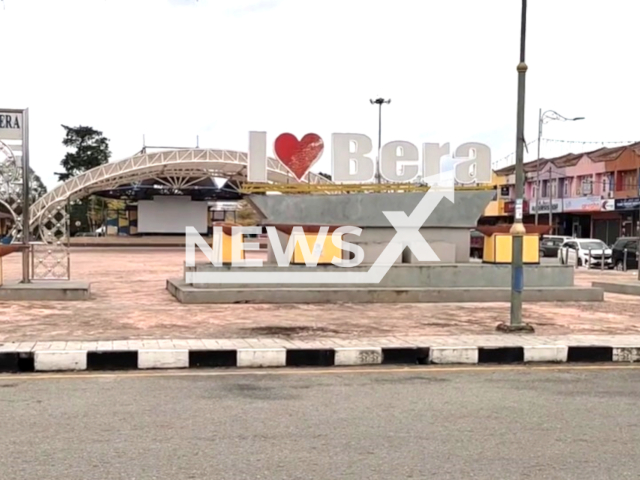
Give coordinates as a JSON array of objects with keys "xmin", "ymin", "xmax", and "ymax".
[
  {"xmin": 492, "ymin": 140, "xmax": 537, "ymax": 168},
  {"xmin": 542, "ymin": 138, "xmax": 638, "ymax": 145}
]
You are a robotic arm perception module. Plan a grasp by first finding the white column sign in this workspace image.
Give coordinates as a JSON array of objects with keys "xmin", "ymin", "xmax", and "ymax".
[{"xmin": 515, "ymin": 199, "xmax": 523, "ymax": 220}]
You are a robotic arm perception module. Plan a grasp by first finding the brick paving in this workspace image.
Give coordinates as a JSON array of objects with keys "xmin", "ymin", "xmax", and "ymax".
[{"xmin": 0, "ymin": 248, "xmax": 639, "ymax": 342}]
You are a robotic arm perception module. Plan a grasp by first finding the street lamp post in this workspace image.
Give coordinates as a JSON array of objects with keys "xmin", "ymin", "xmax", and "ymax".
[
  {"xmin": 21, "ymin": 108, "xmax": 30, "ymax": 283},
  {"xmin": 370, "ymin": 98, "xmax": 390, "ymax": 184},
  {"xmin": 548, "ymin": 166, "xmax": 554, "ymax": 231},
  {"xmin": 535, "ymin": 109, "xmax": 584, "ymax": 226},
  {"xmin": 498, "ymin": 0, "xmax": 533, "ymax": 332}
]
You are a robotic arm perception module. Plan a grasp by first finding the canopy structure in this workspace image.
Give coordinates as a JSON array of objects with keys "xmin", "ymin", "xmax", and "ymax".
[{"xmin": 29, "ymin": 148, "xmax": 331, "ymax": 230}]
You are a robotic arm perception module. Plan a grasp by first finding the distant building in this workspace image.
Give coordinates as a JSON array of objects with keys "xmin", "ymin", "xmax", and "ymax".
[{"xmin": 482, "ymin": 142, "xmax": 640, "ymax": 243}]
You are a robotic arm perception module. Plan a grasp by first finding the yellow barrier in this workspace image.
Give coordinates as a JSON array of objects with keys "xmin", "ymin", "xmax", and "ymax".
[
  {"xmin": 292, "ymin": 232, "xmax": 342, "ymax": 264},
  {"xmin": 212, "ymin": 223, "xmax": 245, "ymax": 264}
]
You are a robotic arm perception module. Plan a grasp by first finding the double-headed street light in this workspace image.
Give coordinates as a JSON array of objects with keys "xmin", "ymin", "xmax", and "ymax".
[
  {"xmin": 534, "ymin": 110, "xmax": 585, "ymax": 226},
  {"xmin": 370, "ymin": 98, "xmax": 391, "ymax": 184}
]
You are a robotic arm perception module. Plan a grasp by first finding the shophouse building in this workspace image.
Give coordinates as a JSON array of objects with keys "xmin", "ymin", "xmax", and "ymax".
[{"xmin": 485, "ymin": 142, "xmax": 640, "ymax": 244}]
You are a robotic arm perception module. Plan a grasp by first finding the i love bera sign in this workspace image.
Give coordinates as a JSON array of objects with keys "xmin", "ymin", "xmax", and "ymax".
[{"xmin": 247, "ymin": 132, "xmax": 493, "ymax": 185}]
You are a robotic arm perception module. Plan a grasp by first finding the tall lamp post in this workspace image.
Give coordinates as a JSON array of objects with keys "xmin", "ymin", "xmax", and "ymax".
[
  {"xmin": 370, "ymin": 98, "xmax": 390, "ymax": 184},
  {"xmin": 534, "ymin": 110, "xmax": 584, "ymax": 226},
  {"xmin": 498, "ymin": 0, "xmax": 533, "ymax": 332}
]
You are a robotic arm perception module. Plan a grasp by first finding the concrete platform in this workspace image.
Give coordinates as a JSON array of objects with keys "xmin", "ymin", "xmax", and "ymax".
[
  {"xmin": 0, "ymin": 281, "xmax": 91, "ymax": 301},
  {"xmin": 250, "ymin": 191, "xmax": 495, "ymax": 264},
  {"xmin": 184, "ymin": 263, "xmax": 575, "ymax": 289},
  {"xmin": 167, "ymin": 279, "xmax": 603, "ymax": 304},
  {"xmin": 592, "ymin": 281, "xmax": 640, "ymax": 296},
  {"xmin": 248, "ymin": 190, "xmax": 495, "ymax": 228}
]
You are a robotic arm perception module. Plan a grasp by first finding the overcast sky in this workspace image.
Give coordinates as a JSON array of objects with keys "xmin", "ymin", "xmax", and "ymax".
[{"xmin": 1, "ymin": 0, "xmax": 638, "ymax": 188}]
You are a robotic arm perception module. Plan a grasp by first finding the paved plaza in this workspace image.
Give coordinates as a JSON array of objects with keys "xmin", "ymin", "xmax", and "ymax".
[{"xmin": 0, "ymin": 248, "xmax": 639, "ymax": 342}]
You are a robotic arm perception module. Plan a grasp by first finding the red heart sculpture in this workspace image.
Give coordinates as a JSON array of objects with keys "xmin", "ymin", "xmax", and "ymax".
[{"xmin": 273, "ymin": 133, "xmax": 324, "ymax": 181}]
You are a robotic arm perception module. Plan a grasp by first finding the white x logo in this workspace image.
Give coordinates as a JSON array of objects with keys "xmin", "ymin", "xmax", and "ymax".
[{"xmin": 373, "ymin": 178, "xmax": 455, "ymax": 267}]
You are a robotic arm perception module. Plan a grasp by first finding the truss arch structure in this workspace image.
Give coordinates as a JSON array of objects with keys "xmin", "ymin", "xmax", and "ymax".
[{"xmin": 29, "ymin": 148, "xmax": 331, "ymax": 231}]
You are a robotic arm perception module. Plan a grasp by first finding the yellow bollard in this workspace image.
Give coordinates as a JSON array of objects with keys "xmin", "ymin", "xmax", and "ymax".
[
  {"xmin": 292, "ymin": 230, "xmax": 343, "ymax": 264},
  {"xmin": 211, "ymin": 223, "xmax": 245, "ymax": 264}
]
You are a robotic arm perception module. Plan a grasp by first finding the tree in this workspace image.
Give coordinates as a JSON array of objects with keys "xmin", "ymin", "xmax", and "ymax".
[
  {"xmin": 56, "ymin": 125, "xmax": 111, "ymax": 182},
  {"xmin": 57, "ymin": 126, "xmax": 111, "ymax": 233},
  {"xmin": 318, "ymin": 171, "xmax": 332, "ymax": 181},
  {"xmin": 236, "ymin": 201, "xmax": 258, "ymax": 226},
  {"xmin": 29, "ymin": 168, "xmax": 47, "ymax": 202}
]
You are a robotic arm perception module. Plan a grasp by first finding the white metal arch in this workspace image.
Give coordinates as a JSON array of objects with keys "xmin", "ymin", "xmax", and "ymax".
[{"xmin": 29, "ymin": 148, "xmax": 331, "ymax": 229}]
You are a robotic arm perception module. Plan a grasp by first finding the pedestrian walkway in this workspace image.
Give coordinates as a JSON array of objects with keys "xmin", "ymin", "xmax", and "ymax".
[{"xmin": 3, "ymin": 249, "xmax": 640, "ymax": 342}]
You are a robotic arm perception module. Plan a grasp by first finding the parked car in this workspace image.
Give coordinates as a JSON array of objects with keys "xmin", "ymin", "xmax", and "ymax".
[
  {"xmin": 470, "ymin": 230, "xmax": 484, "ymax": 259},
  {"xmin": 611, "ymin": 237, "xmax": 639, "ymax": 270},
  {"xmin": 558, "ymin": 238, "xmax": 613, "ymax": 268},
  {"xmin": 542, "ymin": 235, "xmax": 573, "ymax": 244},
  {"xmin": 539, "ymin": 236, "xmax": 572, "ymax": 258}
]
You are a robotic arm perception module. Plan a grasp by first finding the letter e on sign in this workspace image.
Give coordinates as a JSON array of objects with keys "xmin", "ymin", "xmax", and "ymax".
[{"xmin": 380, "ymin": 141, "xmax": 419, "ymax": 182}]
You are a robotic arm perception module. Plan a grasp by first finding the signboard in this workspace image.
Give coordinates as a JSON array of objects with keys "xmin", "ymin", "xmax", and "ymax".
[
  {"xmin": 601, "ymin": 199, "xmax": 615, "ymax": 211},
  {"xmin": 247, "ymin": 132, "xmax": 493, "ymax": 185},
  {"xmin": 0, "ymin": 112, "xmax": 23, "ymax": 141},
  {"xmin": 615, "ymin": 197, "xmax": 640, "ymax": 210},
  {"xmin": 504, "ymin": 199, "xmax": 529, "ymax": 215},
  {"xmin": 529, "ymin": 198, "xmax": 562, "ymax": 215},
  {"xmin": 514, "ymin": 199, "xmax": 523, "ymax": 220},
  {"xmin": 499, "ymin": 186, "xmax": 510, "ymax": 197},
  {"xmin": 562, "ymin": 195, "xmax": 601, "ymax": 212},
  {"xmin": 210, "ymin": 201, "xmax": 240, "ymax": 211}
]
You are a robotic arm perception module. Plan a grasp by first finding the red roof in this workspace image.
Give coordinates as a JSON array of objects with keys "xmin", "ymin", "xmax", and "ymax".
[{"xmin": 494, "ymin": 142, "xmax": 640, "ymax": 175}]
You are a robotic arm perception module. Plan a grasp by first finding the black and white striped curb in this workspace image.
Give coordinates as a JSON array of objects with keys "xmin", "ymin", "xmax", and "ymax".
[{"xmin": 1, "ymin": 345, "xmax": 639, "ymax": 373}]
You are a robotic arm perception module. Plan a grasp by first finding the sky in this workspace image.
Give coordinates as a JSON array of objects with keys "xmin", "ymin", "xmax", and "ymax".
[{"xmin": 1, "ymin": 0, "xmax": 639, "ymax": 188}]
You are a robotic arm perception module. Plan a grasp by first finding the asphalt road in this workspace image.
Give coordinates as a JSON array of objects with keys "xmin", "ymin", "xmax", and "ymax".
[{"xmin": 1, "ymin": 366, "xmax": 639, "ymax": 479}]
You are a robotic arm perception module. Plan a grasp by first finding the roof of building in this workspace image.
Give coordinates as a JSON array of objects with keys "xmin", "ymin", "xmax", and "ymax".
[{"xmin": 494, "ymin": 142, "xmax": 640, "ymax": 175}]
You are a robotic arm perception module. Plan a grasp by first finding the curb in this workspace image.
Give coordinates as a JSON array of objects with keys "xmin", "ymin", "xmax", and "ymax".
[{"xmin": 1, "ymin": 345, "xmax": 640, "ymax": 373}]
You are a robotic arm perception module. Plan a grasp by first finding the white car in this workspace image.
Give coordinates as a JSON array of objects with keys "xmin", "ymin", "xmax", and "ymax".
[
  {"xmin": 542, "ymin": 235, "xmax": 574, "ymax": 244},
  {"xmin": 558, "ymin": 238, "xmax": 613, "ymax": 268}
]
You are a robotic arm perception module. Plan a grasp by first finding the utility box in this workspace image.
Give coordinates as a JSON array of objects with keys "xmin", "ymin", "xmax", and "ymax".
[
  {"xmin": 476, "ymin": 224, "xmax": 551, "ymax": 265},
  {"xmin": 483, "ymin": 233, "xmax": 540, "ymax": 264}
]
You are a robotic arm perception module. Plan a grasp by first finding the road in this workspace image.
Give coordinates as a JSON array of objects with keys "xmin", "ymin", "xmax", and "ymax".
[{"xmin": 1, "ymin": 366, "xmax": 639, "ymax": 479}]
